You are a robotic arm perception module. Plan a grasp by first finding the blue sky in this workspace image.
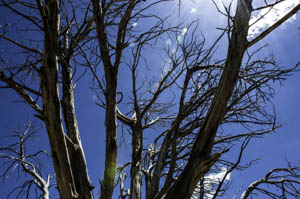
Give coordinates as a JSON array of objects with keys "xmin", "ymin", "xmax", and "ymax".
[{"xmin": 0, "ymin": 0, "xmax": 300, "ymax": 198}]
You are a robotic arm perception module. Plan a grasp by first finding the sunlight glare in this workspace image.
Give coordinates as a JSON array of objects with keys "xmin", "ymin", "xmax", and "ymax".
[
  {"xmin": 190, "ymin": 8, "xmax": 197, "ymax": 14},
  {"xmin": 181, "ymin": 27, "xmax": 188, "ymax": 35},
  {"xmin": 132, "ymin": 22, "xmax": 138, "ymax": 27}
]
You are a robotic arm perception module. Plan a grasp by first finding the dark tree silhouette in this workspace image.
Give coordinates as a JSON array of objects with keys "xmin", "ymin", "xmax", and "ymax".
[{"xmin": 0, "ymin": 0, "xmax": 300, "ymax": 199}]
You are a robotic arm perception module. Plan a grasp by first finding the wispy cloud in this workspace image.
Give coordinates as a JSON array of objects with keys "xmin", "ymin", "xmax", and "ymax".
[
  {"xmin": 193, "ymin": 167, "xmax": 231, "ymax": 199},
  {"xmin": 205, "ymin": 167, "xmax": 231, "ymax": 198},
  {"xmin": 248, "ymin": 0, "xmax": 300, "ymax": 37},
  {"xmin": 205, "ymin": 167, "xmax": 231, "ymax": 182}
]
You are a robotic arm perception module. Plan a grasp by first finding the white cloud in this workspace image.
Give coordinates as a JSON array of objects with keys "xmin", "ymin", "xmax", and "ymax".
[
  {"xmin": 193, "ymin": 167, "xmax": 231, "ymax": 199},
  {"xmin": 248, "ymin": 0, "xmax": 300, "ymax": 37},
  {"xmin": 205, "ymin": 167, "xmax": 231, "ymax": 182},
  {"xmin": 204, "ymin": 167, "xmax": 231, "ymax": 199}
]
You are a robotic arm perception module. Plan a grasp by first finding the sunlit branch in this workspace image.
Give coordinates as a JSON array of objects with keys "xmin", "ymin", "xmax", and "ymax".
[{"xmin": 248, "ymin": 3, "xmax": 300, "ymax": 48}]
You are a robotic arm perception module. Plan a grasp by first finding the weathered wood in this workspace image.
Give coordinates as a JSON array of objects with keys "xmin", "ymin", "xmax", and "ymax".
[
  {"xmin": 41, "ymin": 0, "xmax": 77, "ymax": 198},
  {"xmin": 92, "ymin": 1, "xmax": 118, "ymax": 198},
  {"xmin": 92, "ymin": 1, "xmax": 136, "ymax": 198},
  {"xmin": 130, "ymin": 123, "xmax": 143, "ymax": 199},
  {"xmin": 61, "ymin": 59, "xmax": 94, "ymax": 199}
]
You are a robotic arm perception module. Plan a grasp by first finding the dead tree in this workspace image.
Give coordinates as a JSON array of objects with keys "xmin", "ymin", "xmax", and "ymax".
[
  {"xmin": 0, "ymin": 0, "xmax": 94, "ymax": 198},
  {"xmin": 1, "ymin": 0, "xmax": 300, "ymax": 199},
  {"xmin": 241, "ymin": 164, "xmax": 300, "ymax": 199},
  {"xmin": 0, "ymin": 122, "xmax": 52, "ymax": 199}
]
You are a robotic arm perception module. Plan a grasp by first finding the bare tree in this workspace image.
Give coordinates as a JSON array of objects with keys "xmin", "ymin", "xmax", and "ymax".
[
  {"xmin": 241, "ymin": 163, "xmax": 300, "ymax": 199},
  {"xmin": 0, "ymin": 0, "xmax": 94, "ymax": 198},
  {"xmin": 0, "ymin": 0, "xmax": 300, "ymax": 199},
  {"xmin": 0, "ymin": 122, "xmax": 52, "ymax": 199}
]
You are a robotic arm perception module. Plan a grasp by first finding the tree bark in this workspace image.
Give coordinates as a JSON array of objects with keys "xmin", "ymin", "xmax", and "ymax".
[
  {"xmin": 130, "ymin": 124, "xmax": 143, "ymax": 199},
  {"xmin": 100, "ymin": 82, "xmax": 118, "ymax": 199},
  {"xmin": 164, "ymin": 1, "xmax": 253, "ymax": 198},
  {"xmin": 92, "ymin": 1, "xmax": 135, "ymax": 198},
  {"xmin": 61, "ymin": 60, "xmax": 94, "ymax": 199},
  {"xmin": 91, "ymin": 3, "xmax": 118, "ymax": 196},
  {"xmin": 41, "ymin": 0, "xmax": 77, "ymax": 198}
]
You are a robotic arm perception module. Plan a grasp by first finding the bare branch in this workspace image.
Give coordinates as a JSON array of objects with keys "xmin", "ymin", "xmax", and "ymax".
[{"xmin": 248, "ymin": 3, "xmax": 300, "ymax": 47}]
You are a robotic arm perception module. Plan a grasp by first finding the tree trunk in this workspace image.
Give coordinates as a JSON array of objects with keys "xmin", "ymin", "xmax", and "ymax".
[
  {"xmin": 61, "ymin": 61, "xmax": 94, "ymax": 199},
  {"xmin": 164, "ymin": 1, "xmax": 253, "ymax": 198},
  {"xmin": 101, "ymin": 88, "xmax": 118, "ymax": 199},
  {"xmin": 92, "ymin": 2, "xmax": 119, "ymax": 198},
  {"xmin": 41, "ymin": 1, "xmax": 77, "ymax": 198},
  {"xmin": 149, "ymin": 130, "xmax": 172, "ymax": 199},
  {"xmin": 130, "ymin": 124, "xmax": 143, "ymax": 199}
]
